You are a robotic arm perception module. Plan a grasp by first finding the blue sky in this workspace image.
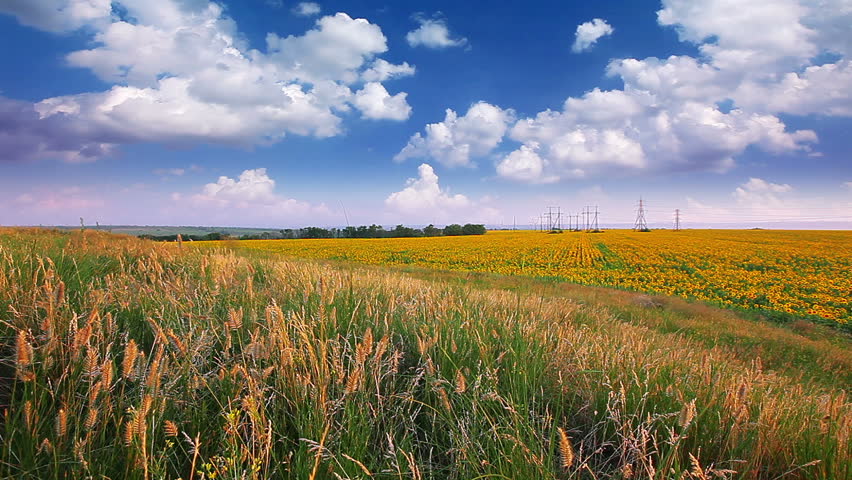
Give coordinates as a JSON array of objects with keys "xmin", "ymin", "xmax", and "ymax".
[{"xmin": 0, "ymin": 0, "xmax": 850, "ymax": 228}]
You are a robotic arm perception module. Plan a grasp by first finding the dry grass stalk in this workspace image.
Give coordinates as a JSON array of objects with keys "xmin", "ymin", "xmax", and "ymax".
[
  {"xmin": 679, "ymin": 399, "xmax": 697, "ymax": 429},
  {"xmin": 55, "ymin": 408, "xmax": 67, "ymax": 438},
  {"xmin": 164, "ymin": 420, "xmax": 179, "ymax": 437},
  {"xmin": 557, "ymin": 427, "xmax": 574, "ymax": 469},
  {"xmin": 122, "ymin": 339, "xmax": 139, "ymax": 379}
]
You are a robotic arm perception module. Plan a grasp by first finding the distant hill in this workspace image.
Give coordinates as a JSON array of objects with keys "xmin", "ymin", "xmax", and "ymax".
[{"xmin": 48, "ymin": 225, "xmax": 284, "ymax": 237}]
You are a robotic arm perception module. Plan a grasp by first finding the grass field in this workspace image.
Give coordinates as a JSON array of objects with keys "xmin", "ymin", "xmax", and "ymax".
[
  {"xmin": 1, "ymin": 228, "xmax": 850, "ymax": 479},
  {"xmin": 200, "ymin": 230, "xmax": 852, "ymax": 326}
]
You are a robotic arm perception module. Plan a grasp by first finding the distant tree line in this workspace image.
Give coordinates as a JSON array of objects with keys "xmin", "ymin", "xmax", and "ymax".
[
  {"xmin": 140, "ymin": 224, "xmax": 487, "ymax": 241},
  {"xmin": 139, "ymin": 232, "xmax": 227, "ymax": 242}
]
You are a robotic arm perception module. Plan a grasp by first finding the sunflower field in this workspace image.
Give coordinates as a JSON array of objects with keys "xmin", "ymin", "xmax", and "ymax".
[{"xmin": 199, "ymin": 230, "xmax": 852, "ymax": 325}]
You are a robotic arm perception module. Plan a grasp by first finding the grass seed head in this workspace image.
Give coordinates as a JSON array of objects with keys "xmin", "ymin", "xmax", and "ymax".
[{"xmin": 557, "ymin": 427, "xmax": 574, "ymax": 469}]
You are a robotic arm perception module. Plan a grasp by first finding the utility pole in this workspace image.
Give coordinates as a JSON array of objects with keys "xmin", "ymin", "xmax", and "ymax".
[
  {"xmin": 674, "ymin": 209, "xmax": 681, "ymax": 231},
  {"xmin": 634, "ymin": 197, "xmax": 648, "ymax": 231}
]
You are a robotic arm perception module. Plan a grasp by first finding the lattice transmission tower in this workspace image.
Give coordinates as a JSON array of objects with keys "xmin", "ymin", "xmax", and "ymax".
[{"xmin": 634, "ymin": 198, "xmax": 649, "ymax": 231}]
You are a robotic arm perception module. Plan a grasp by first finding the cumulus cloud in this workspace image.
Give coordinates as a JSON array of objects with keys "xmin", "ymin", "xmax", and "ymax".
[
  {"xmin": 0, "ymin": 1, "xmax": 414, "ymax": 162},
  {"xmin": 198, "ymin": 168, "xmax": 278, "ymax": 204},
  {"xmin": 0, "ymin": 0, "xmax": 111, "ymax": 33},
  {"xmin": 657, "ymin": 0, "xmax": 816, "ymax": 70},
  {"xmin": 184, "ymin": 168, "xmax": 332, "ymax": 224},
  {"xmin": 385, "ymin": 163, "xmax": 470, "ymax": 213},
  {"xmin": 655, "ymin": 0, "xmax": 852, "ymax": 112},
  {"xmin": 572, "ymin": 18, "xmax": 614, "ymax": 53},
  {"xmin": 501, "ymin": 88, "xmax": 816, "ymax": 182},
  {"xmin": 735, "ymin": 60, "xmax": 852, "ymax": 116},
  {"xmin": 353, "ymin": 83, "xmax": 412, "ymax": 120},
  {"xmin": 395, "ymin": 102, "xmax": 515, "ymax": 167},
  {"xmin": 395, "ymin": 0, "xmax": 844, "ymax": 184},
  {"xmin": 292, "ymin": 2, "xmax": 321, "ymax": 16},
  {"xmin": 361, "ymin": 59, "xmax": 416, "ymax": 82},
  {"xmin": 406, "ymin": 17, "xmax": 467, "ymax": 49},
  {"xmin": 0, "ymin": 96, "xmax": 114, "ymax": 163},
  {"xmin": 496, "ymin": 144, "xmax": 563, "ymax": 183},
  {"xmin": 266, "ymin": 12, "xmax": 389, "ymax": 84},
  {"xmin": 733, "ymin": 177, "xmax": 793, "ymax": 208}
]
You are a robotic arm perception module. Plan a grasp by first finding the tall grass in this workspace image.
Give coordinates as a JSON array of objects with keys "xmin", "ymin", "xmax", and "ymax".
[{"xmin": 0, "ymin": 228, "xmax": 848, "ymax": 479}]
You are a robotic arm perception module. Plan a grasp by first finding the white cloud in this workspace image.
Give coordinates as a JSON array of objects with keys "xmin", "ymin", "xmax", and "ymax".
[
  {"xmin": 845, "ymin": 181, "xmax": 852, "ymax": 189},
  {"xmin": 385, "ymin": 163, "xmax": 470, "ymax": 213},
  {"xmin": 397, "ymin": 0, "xmax": 848, "ymax": 184},
  {"xmin": 292, "ymin": 2, "xmax": 321, "ymax": 16},
  {"xmin": 572, "ymin": 18, "xmax": 614, "ymax": 53},
  {"xmin": 266, "ymin": 12, "xmax": 388, "ymax": 84},
  {"xmin": 496, "ymin": 144, "xmax": 561, "ymax": 183},
  {"xmin": 406, "ymin": 17, "xmax": 467, "ymax": 49},
  {"xmin": 0, "ymin": 0, "xmax": 111, "ymax": 33},
  {"xmin": 735, "ymin": 60, "xmax": 852, "ymax": 116},
  {"xmin": 505, "ymin": 88, "xmax": 815, "ymax": 180},
  {"xmin": 198, "ymin": 168, "xmax": 277, "ymax": 204},
  {"xmin": 353, "ymin": 83, "xmax": 412, "ymax": 120},
  {"xmin": 0, "ymin": 96, "xmax": 114, "ymax": 163},
  {"xmin": 0, "ymin": 2, "xmax": 414, "ymax": 162},
  {"xmin": 607, "ymin": 56, "xmax": 732, "ymax": 104},
  {"xmin": 395, "ymin": 102, "xmax": 515, "ymax": 167},
  {"xmin": 186, "ymin": 168, "xmax": 332, "ymax": 224},
  {"xmin": 361, "ymin": 59, "xmax": 416, "ymax": 82},
  {"xmin": 658, "ymin": 0, "xmax": 816, "ymax": 71},
  {"xmin": 653, "ymin": 0, "xmax": 852, "ymax": 114},
  {"xmin": 35, "ymin": 77, "xmax": 343, "ymax": 147},
  {"xmin": 733, "ymin": 177, "xmax": 793, "ymax": 207}
]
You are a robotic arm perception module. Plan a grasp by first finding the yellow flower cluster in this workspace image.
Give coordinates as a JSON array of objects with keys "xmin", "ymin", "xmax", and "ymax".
[{"xmin": 200, "ymin": 230, "xmax": 852, "ymax": 324}]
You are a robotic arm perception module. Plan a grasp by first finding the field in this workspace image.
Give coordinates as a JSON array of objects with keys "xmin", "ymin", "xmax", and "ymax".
[
  {"xmin": 1, "ymin": 228, "xmax": 850, "ymax": 479},
  {"xmin": 203, "ymin": 230, "xmax": 852, "ymax": 326}
]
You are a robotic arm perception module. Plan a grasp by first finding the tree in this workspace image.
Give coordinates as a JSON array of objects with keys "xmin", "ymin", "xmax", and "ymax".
[
  {"xmin": 443, "ymin": 224, "xmax": 464, "ymax": 236},
  {"xmin": 302, "ymin": 227, "xmax": 332, "ymax": 239},
  {"xmin": 462, "ymin": 224, "xmax": 487, "ymax": 235},
  {"xmin": 392, "ymin": 225, "xmax": 423, "ymax": 237},
  {"xmin": 423, "ymin": 224, "xmax": 442, "ymax": 237}
]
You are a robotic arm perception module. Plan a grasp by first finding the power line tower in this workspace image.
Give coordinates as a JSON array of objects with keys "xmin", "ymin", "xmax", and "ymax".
[
  {"xmin": 546, "ymin": 206, "xmax": 563, "ymax": 232},
  {"xmin": 592, "ymin": 206, "xmax": 600, "ymax": 231},
  {"xmin": 674, "ymin": 209, "xmax": 681, "ymax": 231},
  {"xmin": 634, "ymin": 197, "xmax": 649, "ymax": 231}
]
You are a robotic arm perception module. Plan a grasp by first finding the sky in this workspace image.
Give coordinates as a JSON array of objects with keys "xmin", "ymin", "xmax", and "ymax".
[{"xmin": 0, "ymin": 0, "xmax": 850, "ymax": 229}]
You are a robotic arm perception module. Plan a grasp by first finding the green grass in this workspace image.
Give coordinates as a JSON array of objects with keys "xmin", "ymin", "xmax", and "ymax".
[{"xmin": 0, "ymin": 228, "xmax": 849, "ymax": 480}]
